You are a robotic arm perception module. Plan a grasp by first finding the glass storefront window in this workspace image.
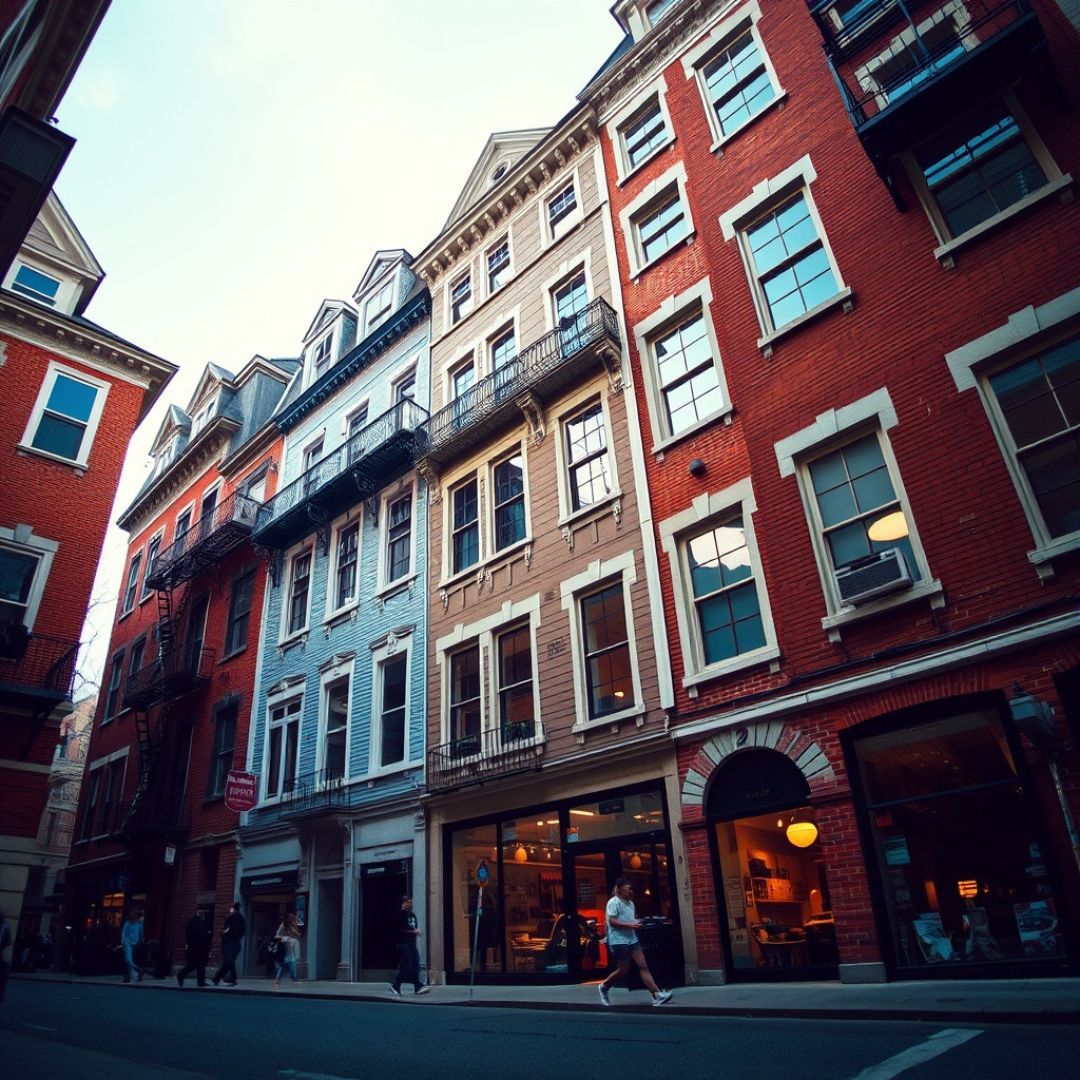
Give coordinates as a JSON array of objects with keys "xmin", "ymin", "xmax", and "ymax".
[
  {"xmin": 502, "ymin": 812, "xmax": 562, "ymax": 973},
  {"xmin": 855, "ymin": 709, "xmax": 1066, "ymax": 968},
  {"xmin": 450, "ymin": 824, "xmax": 501, "ymax": 974},
  {"xmin": 566, "ymin": 790, "xmax": 665, "ymax": 844}
]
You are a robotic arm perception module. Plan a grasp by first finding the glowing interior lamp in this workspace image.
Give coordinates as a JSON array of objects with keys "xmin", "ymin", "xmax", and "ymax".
[
  {"xmin": 786, "ymin": 821, "xmax": 819, "ymax": 848},
  {"xmin": 514, "ymin": 845, "xmax": 528, "ymax": 863},
  {"xmin": 867, "ymin": 511, "xmax": 909, "ymax": 543},
  {"xmin": 629, "ymin": 853, "xmax": 643, "ymax": 870},
  {"xmin": 957, "ymin": 879, "xmax": 978, "ymax": 898}
]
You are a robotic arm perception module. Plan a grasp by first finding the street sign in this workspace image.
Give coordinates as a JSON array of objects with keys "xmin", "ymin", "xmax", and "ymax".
[{"xmin": 224, "ymin": 770, "xmax": 258, "ymax": 812}]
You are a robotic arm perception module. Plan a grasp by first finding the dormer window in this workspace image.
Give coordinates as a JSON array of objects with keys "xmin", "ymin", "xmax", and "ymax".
[
  {"xmin": 365, "ymin": 280, "xmax": 394, "ymax": 334},
  {"xmin": 11, "ymin": 264, "xmax": 60, "ymax": 306},
  {"xmin": 313, "ymin": 333, "xmax": 333, "ymax": 371},
  {"xmin": 646, "ymin": 0, "xmax": 680, "ymax": 28},
  {"xmin": 154, "ymin": 437, "xmax": 177, "ymax": 477},
  {"xmin": 190, "ymin": 396, "xmax": 217, "ymax": 438}
]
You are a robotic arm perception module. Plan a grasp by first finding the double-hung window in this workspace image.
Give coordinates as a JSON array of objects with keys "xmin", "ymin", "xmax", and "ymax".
[
  {"xmin": 120, "ymin": 553, "xmax": 142, "ymax": 616},
  {"xmin": 449, "ymin": 644, "xmax": 482, "ymax": 756},
  {"xmin": 487, "ymin": 239, "xmax": 511, "ymax": 294},
  {"xmin": 11, "ymin": 264, "xmax": 61, "ymax": 306},
  {"xmin": 386, "ymin": 494, "xmax": 413, "ymax": 584},
  {"xmin": 452, "ymin": 359, "xmax": 475, "ymax": 404},
  {"xmin": 743, "ymin": 191, "xmax": 839, "ymax": 333},
  {"xmin": 554, "ymin": 271, "xmax": 589, "ymax": 355},
  {"xmin": 450, "ymin": 273, "xmax": 473, "ymax": 324},
  {"xmin": 580, "ymin": 583, "xmax": 635, "ymax": 720},
  {"xmin": 208, "ymin": 705, "xmax": 237, "ymax": 797},
  {"xmin": 104, "ymin": 650, "xmax": 125, "ymax": 720},
  {"xmin": 265, "ymin": 698, "xmax": 301, "ymax": 799},
  {"xmin": 621, "ymin": 98, "xmax": 668, "ymax": 171},
  {"xmin": 175, "ymin": 508, "xmax": 192, "ymax": 540},
  {"xmin": 25, "ymin": 366, "xmax": 104, "ymax": 466},
  {"xmin": 547, "ymin": 181, "xmax": 578, "ymax": 240},
  {"xmin": 128, "ymin": 637, "xmax": 147, "ymax": 681},
  {"xmin": 286, "ymin": 550, "xmax": 312, "ymax": 636},
  {"xmin": 302, "ymin": 438, "xmax": 324, "ymax": 497},
  {"xmin": 985, "ymin": 338, "xmax": 1080, "ymax": 542},
  {"xmin": 225, "ymin": 569, "xmax": 256, "ymax": 655},
  {"xmin": 497, "ymin": 625, "xmax": 534, "ymax": 743},
  {"xmin": 0, "ymin": 545, "xmax": 40, "ymax": 628},
  {"xmin": 634, "ymin": 188, "xmax": 688, "ymax": 266},
  {"xmin": 378, "ymin": 654, "xmax": 408, "ymax": 769},
  {"xmin": 653, "ymin": 311, "xmax": 725, "ymax": 436},
  {"xmin": 451, "ymin": 477, "xmax": 480, "ymax": 574},
  {"xmin": 565, "ymin": 403, "xmax": 612, "ymax": 512},
  {"xmin": 312, "ymin": 333, "xmax": 333, "ymax": 372},
  {"xmin": 346, "ymin": 405, "xmax": 369, "ymax": 464},
  {"xmin": 332, "ymin": 521, "xmax": 360, "ymax": 610},
  {"xmin": 701, "ymin": 30, "xmax": 776, "ymax": 140},
  {"xmin": 490, "ymin": 327, "xmax": 518, "ymax": 402},
  {"xmin": 365, "ymin": 280, "xmax": 394, "ymax": 333},
  {"xmin": 79, "ymin": 772, "xmax": 101, "ymax": 841},
  {"xmin": 140, "ymin": 535, "xmax": 162, "ymax": 601},
  {"xmin": 493, "ymin": 453, "xmax": 526, "ymax": 550},
  {"xmin": 323, "ymin": 677, "xmax": 349, "ymax": 781}
]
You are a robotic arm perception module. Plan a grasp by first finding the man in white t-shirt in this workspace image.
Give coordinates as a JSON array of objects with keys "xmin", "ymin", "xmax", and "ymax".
[{"xmin": 598, "ymin": 877, "xmax": 672, "ymax": 1007}]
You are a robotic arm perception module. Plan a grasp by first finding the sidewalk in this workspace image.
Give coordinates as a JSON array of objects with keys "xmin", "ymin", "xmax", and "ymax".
[{"xmin": 15, "ymin": 971, "xmax": 1080, "ymax": 1024}]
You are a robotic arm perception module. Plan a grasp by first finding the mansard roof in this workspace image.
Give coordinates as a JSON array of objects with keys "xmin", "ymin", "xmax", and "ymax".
[
  {"xmin": 353, "ymin": 248, "xmax": 411, "ymax": 301},
  {"xmin": 302, "ymin": 298, "xmax": 356, "ymax": 345}
]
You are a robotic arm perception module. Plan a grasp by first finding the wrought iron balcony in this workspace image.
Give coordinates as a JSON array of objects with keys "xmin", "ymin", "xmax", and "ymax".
[
  {"xmin": 253, "ymin": 398, "xmax": 429, "ymax": 549},
  {"xmin": 116, "ymin": 789, "xmax": 190, "ymax": 841},
  {"xmin": 123, "ymin": 647, "xmax": 213, "ymax": 710},
  {"xmin": 420, "ymin": 298, "xmax": 622, "ymax": 468},
  {"xmin": 146, "ymin": 491, "xmax": 259, "ymax": 591},
  {"xmin": 427, "ymin": 725, "xmax": 544, "ymax": 794},
  {"xmin": 0, "ymin": 630, "xmax": 78, "ymax": 711},
  {"xmin": 276, "ymin": 769, "xmax": 351, "ymax": 821},
  {"xmin": 808, "ymin": 0, "xmax": 1047, "ymax": 159}
]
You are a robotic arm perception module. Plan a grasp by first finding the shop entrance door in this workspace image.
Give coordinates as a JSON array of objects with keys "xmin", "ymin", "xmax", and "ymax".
[
  {"xmin": 359, "ymin": 862, "xmax": 409, "ymax": 981},
  {"xmin": 567, "ymin": 841, "xmax": 682, "ymax": 986}
]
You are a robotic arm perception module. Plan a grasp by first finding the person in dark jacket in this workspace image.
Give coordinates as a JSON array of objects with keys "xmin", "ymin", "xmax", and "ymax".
[
  {"xmin": 176, "ymin": 908, "xmax": 213, "ymax": 987},
  {"xmin": 211, "ymin": 902, "xmax": 246, "ymax": 986},
  {"xmin": 388, "ymin": 896, "xmax": 429, "ymax": 997}
]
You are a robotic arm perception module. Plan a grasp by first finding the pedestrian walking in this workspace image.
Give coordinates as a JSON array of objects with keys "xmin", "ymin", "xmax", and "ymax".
[
  {"xmin": 212, "ymin": 902, "xmax": 245, "ymax": 986},
  {"xmin": 388, "ymin": 895, "xmax": 430, "ymax": 997},
  {"xmin": 0, "ymin": 910, "xmax": 11, "ymax": 1006},
  {"xmin": 598, "ymin": 878, "xmax": 672, "ymax": 1007},
  {"xmin": 120, "ymin": 909, "xmax": 145, "ymax": 983},
  {"xmin": 272, "ymin": 911, "xmax": 302, "ymax": 988},
  {"xmin": 176, "ymin": 907, "xmax": 213, "ymax": 988}
]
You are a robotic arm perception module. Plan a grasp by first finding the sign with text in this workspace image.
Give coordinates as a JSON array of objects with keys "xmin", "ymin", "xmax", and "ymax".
[{"xmin": 224, "ymin": 770, "xmax": 258, "ymax": 812}]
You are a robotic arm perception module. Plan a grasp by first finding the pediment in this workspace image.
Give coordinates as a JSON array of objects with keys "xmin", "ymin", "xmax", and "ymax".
[
  {"xmin": 353, "ymin": 248, "xmax": 411, "ymax": 301},
  {"xmin": 302, "ymin": 299, "xmax": 354, "ymax": 345},
  {"xmin": 187, "ymin": 363, "xmax": 234, "ymax": 414},
  {"xmin": 149, "ymin": 404, "xmax": 189, "ymax": 456},
  {"xmin": 444, "ymin": 128, "xmax": 549, "ymax": 229},
  {"xmin": 24, "ymin": 192, "xmax": 103, "ymax": 280}
]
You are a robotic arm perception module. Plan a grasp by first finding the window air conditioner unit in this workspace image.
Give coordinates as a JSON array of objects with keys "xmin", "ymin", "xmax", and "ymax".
[{"xmin": 835, "ymin": 547, "xmax": 912, "ymax": 607}]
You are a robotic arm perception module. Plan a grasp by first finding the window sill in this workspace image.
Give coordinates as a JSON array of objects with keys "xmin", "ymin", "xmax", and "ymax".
[
  {"xmin": 117, "ymin": 608, "xmax": 135, "ymax": 623},
  {"xmin": 821, "ymin": 577, "xmax": 945, "ymax": 642},
  {"xmin": 572, "ymin": 703, "xmax": 645, "ymax": 734},
  {"xmin": 682, "ymin": 644, "xmax": 781, "ymax": 690},
  {"xmin": 933, "ymin": 175, "xmax": 1074, "ymax": 268},
  {"xmin": 438, "ymin": 536, "xmax": 535, "ymax": 592},
  {"xmin": 202, "ymin": 794, "xmax": 225, "ymax": 807},
  {"xmin": 361, "ymin": 760, "xmax": 418, "ymax": 783},
  {"xmin": 558, "ymin": 493, "xmax": 623, "ymax": 531},
  {"xmin": 138, "ymin": 593, "xmax": 155, "ymax": 607},
  {"xmin": 16, "ymin": 442, "xmax": 88, "ymax": 473},
  {"xmin": 709, "ymin": 91, "xmax": 787, "ymax": 156},
  {"xmin": 219, "ymin": 646, "xmax": 247, "ymax": 665},
  {"xmin": 374, "ymin": 573, "xmax": 416, "ymax": 603},
  {"xmin": 323, "ymin": 602, "xmax": 359, "ymax": 630},
  {"xmin": 1027, "ymin": 532, "xmax": 1080, "ymax": 580},
  {"xmin": 545, "ymin": 209, "xmax": 585, "ymax": 250},
  {"xmin": 651, "ymin": 406, "xmax": 734, "ymax": 457},
  {"xmin": 757, "ymin": 287, "xmax": 854, "ymax": 358},
  {"xmin": 616, "ymin": 135, "xmax": 677, "ymax": 188},
  {"xmin": 631, "ymin": 229, "xmax": 696, "ymax": 282},
  {"xmin": 277, "ymin": 629, "xmax": 310, "ymax": 652}
]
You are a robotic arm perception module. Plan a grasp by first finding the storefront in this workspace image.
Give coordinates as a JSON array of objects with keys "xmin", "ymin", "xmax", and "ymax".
[
  {"xmin": 441, "ymin": 781, "xmax": 683, "ymax": 985},
  {"xmin": 845, "ymin": 698, "xmax": 1071, "ymax": 976}
]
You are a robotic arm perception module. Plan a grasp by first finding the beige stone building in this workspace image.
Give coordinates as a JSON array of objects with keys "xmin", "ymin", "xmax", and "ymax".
[{"xmin": 413, "ymin": 107, "xmax": 688, "ymax": 985}]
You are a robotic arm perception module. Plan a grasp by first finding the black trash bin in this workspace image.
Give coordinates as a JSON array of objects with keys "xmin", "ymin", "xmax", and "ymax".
[{"xmin": 623, "ymin": 917, "xmax": 677, "ymax": 991}]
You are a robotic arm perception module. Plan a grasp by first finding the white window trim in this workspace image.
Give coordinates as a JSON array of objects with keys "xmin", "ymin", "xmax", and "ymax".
[
  {"xmin": 139, "ymin": 527, "xmax": 166, "ymax": 604},
  {"xmin": 364, "ymin": 276, "xmax": 396, "ymax": 335},
  {"xmin": 302, "ymin": 321, "xmax": 340, "ymax": 390},
  {"xmin": 900, "ymin": 90, "xmax": 1071, "ymax": 266},
  {"xmin": 260, "ymin": 686, "xmax": 305, "ymax": 804},
  {"xmin": 605, "ymin": 74, "xmax": 676, "ymax": 186},
  {"xmin": 774, "ymin": 387, "xmax": 942, "ymax": 638},
  {"xmin": 552, "ymin": 385, "xmax": 622, "ymax": 527},
  {"xmin": 435, "ymin": 593, "xmax": 543, "ymax": 751},
  {"xmin": 539, "ymin": 166, "xmax": 585, "ymax": 251},
  {"xmin": 376, "ymin": 474, "xmax": 419, "ymax": 596},
  {"xmin": 341, "ymin": 398, "xmax": 371, "ymax": 438},
  {"xmin": 441, "ymin": 469, "xmax": 482, "ymax": 586},
  {"xmin": 19, "ymin": 360, "xmax": 110, "ymax": 471},
  {"xmin": 719, "ymin": 154, "xmax": 852, "ymax": 353},
  {"xmin": 559, "ymin": 550, "xmax": 646, "ymax": 732},
  {"xmin": 119, "ymin": 549, "xmax": 143, "ymax": 618},
  {"xmin": 487, "ymin": 437, "xmax": 533, "ymax": 562},
  {"xmin": 631, "ymin": 275, "xmax": 733, "ymax": 453},
  {"xmin": 0, "ymin": 525, "xmax": 57, "ymax": 631},
  {"xmin": 317, "ymin": 655, "xmax": 355, "ymax": 782},
  {"xmin": 618, "ymin": 160, "xmax": 695, "ymax": 278},
  {"xmin": 174, "ymin": 499, "xmax": 196, "ymax": 539},
  {"xmin": 390, "ymin": 358, "xmax": 420, "ymax": 404},
  {"xmin": 481, "ymin": 306, "xmax": 522, "ymax": 373},
  {"xmin": 278, "ymin": 540, "xmax": 315, "ymax": 646},
  {"xmin": 324, "ymin": 509, "xmax": 363, "ymax": 623},
  {"xmin": 300, "ymin": 429, "xmax": 326, "ymax": 475},
  {"xmin": 658, "ymin": 477, "xmax": 780, "ymax": 688},
  {"xmin": 541, "ymin": 252, "xmax": 595, "ymax": 334},
  {"xmin": 198, "ymin": 478, "xmax": 223, "ymax": 522},
  {"xmin": 447, "ymin": 266, "xmax": 476, "ymax": 330},
  {"xmin": 85, "ymin": 748, "xmax": 129, "ymax": 840},
  {"xmin": 484, "ymin": 229, "xmax": 515, "ymax": 299},
  {"xmin": 445, "ymin": 350, "xmax": 477, "ymax": 410},
  {"xmin": 681, "ymin": 0, "xmax": 787, "ymax": 154},
  {"xmin": 369, "ymin": 630, "xmax": 415, "ymax": 777},
  {"xmin": 945, "ymin": 284, "xmax": 1080, "ymax": 576}
]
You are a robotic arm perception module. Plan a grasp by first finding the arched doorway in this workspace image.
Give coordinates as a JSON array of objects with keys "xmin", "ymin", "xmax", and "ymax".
[{"xmin": 707, "ymin": 748, "xmax": 838, "ymax": 981}]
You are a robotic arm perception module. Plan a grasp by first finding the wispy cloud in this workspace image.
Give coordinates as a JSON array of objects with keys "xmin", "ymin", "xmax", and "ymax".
[{"xmin": 75, "ymin": 67, "xmax": 130, "ymax": 111}]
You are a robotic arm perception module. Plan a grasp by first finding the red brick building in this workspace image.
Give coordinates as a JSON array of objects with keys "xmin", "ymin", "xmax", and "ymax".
[
  {"xmin": 1, "ymin": 192, "xmax": 175, "ymax": 933},
  {"xmin": 584, "ymin": 0, "xmax": 1080, "ymax": 982},
  {"xmin": 65, "ymin": 356, "xmax": 295, "ymax": 973}
]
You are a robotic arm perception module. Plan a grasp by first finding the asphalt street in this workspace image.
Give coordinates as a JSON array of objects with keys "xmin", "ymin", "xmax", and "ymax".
[{"xmin": 2, "ymin": 980, "xmax": 1078, "ymax": 1080}]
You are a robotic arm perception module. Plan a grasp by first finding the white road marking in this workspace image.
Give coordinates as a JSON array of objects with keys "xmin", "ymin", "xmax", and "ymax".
[
  {"xmin": 20, "ymin": 1022, "xmax": 56, "ymax": 1032},
  {"xmin": 847, "ymin": 1028, "xmax": 984, "ymax": 1080}
]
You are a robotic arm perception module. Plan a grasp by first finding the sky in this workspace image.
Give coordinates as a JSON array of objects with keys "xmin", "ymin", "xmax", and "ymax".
[{"xmin": 59, "ymin": 0, "xmax": 625, "ymax": 692}]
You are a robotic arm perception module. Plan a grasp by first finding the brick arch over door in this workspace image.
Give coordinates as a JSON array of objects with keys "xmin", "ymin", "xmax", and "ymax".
[{"xmin": 681, "ymin": 721, "xmax": 836, "ymax": 809}]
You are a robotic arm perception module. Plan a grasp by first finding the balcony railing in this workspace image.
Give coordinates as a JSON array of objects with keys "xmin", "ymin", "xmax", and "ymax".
[
  {"xmin": 275, "ymin": 769, "xmax": 351, "ymax": 821},
  {"xmin": 123, "ymin": 647, "xmax": 213, "ymax": 710},
  {"xmin": 427, "ymin": 725, "xmax": 544, "ymax": 793},
  {"xmin": 420, "ymin": 298, "xmax": 621, "ymax": 467},
  {"xmin": 146, "ymin": 491, "xmax": 259, "ymax": 591},
  {"xmin": 253, "ymin": 398, "xmax": 429, "ymax": 549},
  {"xmin": 808, "ymin": 0, "xmax": 1046, "ymax": 156},
  {"xmin": 0, "ymin": 630, "xmax": 78, "ymax": 708}
]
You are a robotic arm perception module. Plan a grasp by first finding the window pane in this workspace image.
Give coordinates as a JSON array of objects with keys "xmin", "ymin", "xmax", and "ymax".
[
  {"xmin": 47, "ymin": 374, "xmax": 98, "ymax": 421},
  {"xmin": 13, "ymin": 265, "xmax": 60, "ymax": 302},
  {"xmin": 0, "ymin": 548, "xmax": 38, "ymax": 606},
  {"xmin": 587, "ymin": 646, "xmax": 634, "ymax": 717},
  {"xmin": 1020, "ymin": 433, "xmax": 1080, "ymax": 538},
  {"xmin": 31, "ymin": 413, "xmax": 85, "ymax": 459},
  {"xmin": 381, "ymin": 655, "xmax": 408, "ymax": 767},
  {"xmin": 582, "ymin": 584, "xmax": 627, "ymax": 653}
]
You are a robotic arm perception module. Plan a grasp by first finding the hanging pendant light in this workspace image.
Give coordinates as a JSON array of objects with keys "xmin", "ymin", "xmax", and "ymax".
[
  {"xmin": 514, "ymin": 845, "xmax": 528, "ymax": 863},
  {"xmin": 786, "ymin": 821, "xmax": 818, "ymax": 848},
  {"xmin": 629, "ymin": 852, "xmax": 643, "ymax": 870}
]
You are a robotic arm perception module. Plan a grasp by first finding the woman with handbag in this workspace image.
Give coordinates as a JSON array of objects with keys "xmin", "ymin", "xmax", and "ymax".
[{"xmin": 272, "ymin": 911, "xmax": 302, "ymax": 989}]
